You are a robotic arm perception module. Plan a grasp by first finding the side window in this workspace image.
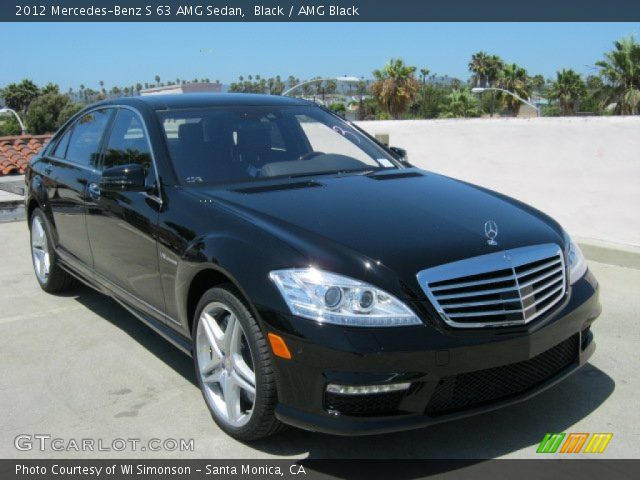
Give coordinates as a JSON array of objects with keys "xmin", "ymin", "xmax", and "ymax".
[
  {"xmin": 103, "ymin": 109, "xmax": 154, "ymax": 183},
  {"xmin": 66, "ymin": 110, "xmax": 112, "ymax": 167},
  {"xmin": 52, "ymin": 128, "xmax": 72, "ymax": 158}
]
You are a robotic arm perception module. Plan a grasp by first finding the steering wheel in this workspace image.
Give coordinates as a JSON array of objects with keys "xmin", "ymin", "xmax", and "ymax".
[{"xmin": 298, "ymin": 151, "xmax": 324, "ymax": 161}]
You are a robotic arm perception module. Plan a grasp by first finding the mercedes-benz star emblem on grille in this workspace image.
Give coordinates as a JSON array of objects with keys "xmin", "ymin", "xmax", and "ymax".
[{"xmin": 484, "ymin": 220, "xmax": 499, "ymax": 246}]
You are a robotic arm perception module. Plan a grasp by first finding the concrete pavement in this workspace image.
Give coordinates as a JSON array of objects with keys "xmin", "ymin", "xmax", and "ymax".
[{"xmin": 0, "ymin": 220, "xmax": 638, "ymax": 459}]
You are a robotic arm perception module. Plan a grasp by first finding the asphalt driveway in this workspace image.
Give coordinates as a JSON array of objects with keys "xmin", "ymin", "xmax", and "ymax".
[{"xmin": 0, "ymin": 220, "xmax": 637, "ymax": 459}]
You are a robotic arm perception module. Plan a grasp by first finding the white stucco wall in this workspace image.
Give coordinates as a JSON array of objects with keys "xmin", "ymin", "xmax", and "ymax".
[{"xmin": 356, "ymin": 117, "xmax": 640, "ymax": 247}]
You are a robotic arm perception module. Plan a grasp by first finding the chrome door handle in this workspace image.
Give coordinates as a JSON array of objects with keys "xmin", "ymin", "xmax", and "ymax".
[{"xmin": 88, "ymin": 182, "xmax": 101, "ymax": 200}]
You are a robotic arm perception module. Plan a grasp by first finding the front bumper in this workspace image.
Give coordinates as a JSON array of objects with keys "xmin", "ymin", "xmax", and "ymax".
[{"xmin": 261, "ymin": 269, "xmax": 601, "ymax": 436}]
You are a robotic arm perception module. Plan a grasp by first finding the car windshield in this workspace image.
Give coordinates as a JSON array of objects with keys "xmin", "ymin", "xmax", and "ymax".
[{"xmin": 157, "ymin": 105, "xmax": 399, "ymax": 185}]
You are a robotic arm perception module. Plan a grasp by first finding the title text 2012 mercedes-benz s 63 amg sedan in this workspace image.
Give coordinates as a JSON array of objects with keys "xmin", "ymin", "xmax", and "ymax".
[{"xmin": 25, "ymin": 94, "xmax": 600, "ymax": 440}]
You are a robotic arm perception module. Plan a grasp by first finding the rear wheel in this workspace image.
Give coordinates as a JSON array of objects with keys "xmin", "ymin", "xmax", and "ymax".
[
  {"xmin": 30, "ymin": 208, "xmax": 78, "ymax": 293},
  {"xmin": 192, "ymin": 286, "xmax": 284, "ymax": 440}
]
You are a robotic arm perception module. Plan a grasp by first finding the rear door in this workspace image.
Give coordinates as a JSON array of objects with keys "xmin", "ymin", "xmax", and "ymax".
[
  {"xmin": 86, "ymin": 107, "xmax": 166, "ymax": 318},
  {"xmin": 45, "ymin": 109, "xmax": 113, "ymax": 270}
]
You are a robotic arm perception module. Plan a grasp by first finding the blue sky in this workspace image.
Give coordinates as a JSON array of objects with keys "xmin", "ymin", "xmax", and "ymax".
[{"xmin": 1, "ymin": 22, "xmax": 638, "ymax": 90}]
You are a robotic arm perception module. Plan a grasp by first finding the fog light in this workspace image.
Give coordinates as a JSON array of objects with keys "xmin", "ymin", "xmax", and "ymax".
[{"xmin": 326, "ymin": 382, "xmax": 411, "ymax": 395}]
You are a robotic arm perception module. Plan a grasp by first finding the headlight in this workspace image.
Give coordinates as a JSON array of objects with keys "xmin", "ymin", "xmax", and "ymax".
[
  {"xmin": 269, "ymin": 268, "xmax": 422, "ymax": 327},
  {"xmin": 565, "ymin": 234, "xmax": 588, "ymax": 284}
]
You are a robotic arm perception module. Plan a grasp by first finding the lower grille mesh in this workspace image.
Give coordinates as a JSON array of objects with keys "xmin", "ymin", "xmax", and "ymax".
[
  {"xmin": 325, "ymin": 390, "xmax": 406, "ymax": 417},
  {"xmin": 426, "ymin": 334, "xmax": 579, "ymax": 415}
]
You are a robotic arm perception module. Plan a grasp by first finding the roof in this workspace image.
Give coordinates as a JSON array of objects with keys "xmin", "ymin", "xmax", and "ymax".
[
  {"xmin": 99, "ymin": 93, "xmax": 309, "ymax": 110},
  {"xmin": 0, "ymin": 134, "xmax": 52, "ymax": 176}
]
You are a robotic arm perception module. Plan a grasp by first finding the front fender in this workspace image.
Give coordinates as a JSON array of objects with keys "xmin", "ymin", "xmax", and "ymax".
[{"xmin": 174, "ymin": 230, "xmax": 307, "ymax": 331}]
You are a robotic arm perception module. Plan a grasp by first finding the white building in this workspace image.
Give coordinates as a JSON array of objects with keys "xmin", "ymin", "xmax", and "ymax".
[{"xmin": 140, "ymin": 82, "xmax": 222, "ymax": 96}]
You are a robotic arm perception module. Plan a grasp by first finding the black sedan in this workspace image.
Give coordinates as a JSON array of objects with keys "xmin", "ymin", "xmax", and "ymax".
[{"xmin": 25, "ymin": 94, "xmax": 601, "ymax": 440}]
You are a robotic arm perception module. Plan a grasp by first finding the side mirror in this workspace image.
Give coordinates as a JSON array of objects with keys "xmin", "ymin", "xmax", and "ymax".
[
  {"xmin": 100, "ymin": 164, "xmax": 148, "ymax": 192},
  {"xmin": 389, "ymin": 146, "xmax": 411, "ymax": 166}
]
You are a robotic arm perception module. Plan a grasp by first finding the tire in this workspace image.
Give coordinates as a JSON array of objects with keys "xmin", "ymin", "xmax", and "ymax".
[
  {"xmin": 192, "ymin": 285, "xmax": 285, "ymax": 440},
  {"xmin": 30, "ymin": 208, "xmax": 78, "ymax": 293}
]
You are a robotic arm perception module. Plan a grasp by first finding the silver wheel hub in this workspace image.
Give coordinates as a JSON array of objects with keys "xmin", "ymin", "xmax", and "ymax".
[
  {"xmin": 196, "ymin": 302, "xmax": 256, "ymax": 428},
  {"xmin": 31, "ymin": 216, "xmax": 50, "ymax": 284}
]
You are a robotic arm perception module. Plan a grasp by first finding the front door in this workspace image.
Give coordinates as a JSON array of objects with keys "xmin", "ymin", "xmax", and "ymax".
[{"xmin": 86, "ymin": 108, "xmax": 166, "ymax": 318}]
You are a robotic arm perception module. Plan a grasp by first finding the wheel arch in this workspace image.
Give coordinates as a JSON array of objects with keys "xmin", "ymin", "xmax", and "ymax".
[{"xmin": 185, "ymin": 266, "xmax": 262, "ymax": 336}]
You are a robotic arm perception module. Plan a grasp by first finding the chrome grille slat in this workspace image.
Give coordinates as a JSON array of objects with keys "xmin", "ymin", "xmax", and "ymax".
[
  {"xmin": 440, "ymin": 297, "xmax": 521, "ymax": 309},
  {"xmin": 515, "ymin": 258, "xmax": 562, "ymax": 277},
  {"xmin": 429, "ymin": 274, "xmax": 515, "ymax": 292},
  {"xmin": 416, "ymin": 244, "xmax": 567, "ymax": 328},
  {"xmin": 525, "ymin": 285, "xmax": 565, "ymax": 310},
  {"xmin": 433, "ymin": 285, "xmax": 519, "ymax": 300},
  {"xmin": 520, "ymin": 277, "xmax": 564, "ymax": 301},
  {"xmin": 518, "ymin": 266, "xmax": 564, "ymax": 289},
  {"xmin": 448, "ymin": 309, "xmax": 523, "ymax": 318}
]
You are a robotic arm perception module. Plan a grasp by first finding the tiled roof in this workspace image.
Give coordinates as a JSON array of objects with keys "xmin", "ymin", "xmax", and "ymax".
[{"xmin": 0, "ymin": 134, "xmax": 52, "ymax": 176}]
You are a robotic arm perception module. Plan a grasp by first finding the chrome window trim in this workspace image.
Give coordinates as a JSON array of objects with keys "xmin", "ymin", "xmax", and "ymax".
[{"xmin": 417, "ymin": 243, "xmax": 567, "ymax": 328}]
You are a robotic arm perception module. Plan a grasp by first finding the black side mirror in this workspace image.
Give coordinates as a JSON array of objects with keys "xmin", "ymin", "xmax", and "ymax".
[
  {"xmin": 389, "ymin": 146, "xmax": 411, "ymax": 166},
  {"xmin": 100, "ymin": 164, "xmax": 148, "ymax": 192}
]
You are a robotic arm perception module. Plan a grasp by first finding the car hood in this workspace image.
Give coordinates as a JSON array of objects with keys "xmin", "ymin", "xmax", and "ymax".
[{"xmin": 194, "ymin": 169, "xmax": 564, "ymax": 298}]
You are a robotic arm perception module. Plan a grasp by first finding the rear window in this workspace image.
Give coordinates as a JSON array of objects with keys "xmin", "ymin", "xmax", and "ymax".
[{"xmin": 66, "ymin": 109, "xmax": 112, "ymax": 167}]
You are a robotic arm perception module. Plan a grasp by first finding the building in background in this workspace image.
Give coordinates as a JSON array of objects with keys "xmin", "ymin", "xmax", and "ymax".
[{"xmin": 140, "ymin": 82, "xmax": 222, "ymax": 96}]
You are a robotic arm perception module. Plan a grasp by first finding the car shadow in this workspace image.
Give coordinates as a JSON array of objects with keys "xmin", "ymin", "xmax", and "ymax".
[
  {"xmin": 70, "ymin": 285, "xmax": 615, "ymax": 460},
  {"xmin": 70, "ymin": 285, "xmax": 197, "ymax": 387}
]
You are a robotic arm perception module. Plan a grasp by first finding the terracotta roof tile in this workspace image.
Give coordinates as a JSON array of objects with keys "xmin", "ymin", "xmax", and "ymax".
[{"xmin": 0, "ymin": 134, "xmax": 52, "ymax": 176}]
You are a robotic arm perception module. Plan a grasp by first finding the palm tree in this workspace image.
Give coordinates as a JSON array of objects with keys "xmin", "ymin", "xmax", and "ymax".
[
  {"xmin": 154, "ymin": 75, "xmax": 161, "ymax": 86},
  {"xmin": 497, "ymin": 63, "xmax": 531, "ymax": 116},
  {"xmin": 595, "ymin": 36, "xmax": 640, "ymax": 115},
  {"xmin": 439, "ymin": 89, "xmax": 480, "ymax": 118},
  {"xmin": 420, "ymin": 68, "xmax": 430, "ymax": 84},
  {"xmin": 548, "ymin": 69, "xmax": 586, "ymax": 115},
  {"xmin": 473, "ymin": 54, "xmax": 505, "ymax": 117},
  {"xmin": 371, "ymin": 58, "xmax": 419, "ymax": 119},
  {"xmin": 468, "ymin": 52, "xmax": 491, "ymax": 87}
]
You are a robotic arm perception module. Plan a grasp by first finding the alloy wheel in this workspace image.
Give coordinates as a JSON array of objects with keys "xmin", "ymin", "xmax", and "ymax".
[
  {"xmin": 31, "ymin": 215, "xmax": 50, "ymax": 284},
  {"xmin": 196, "ymin": 302, "xmax": 257, "ymax": 428}
]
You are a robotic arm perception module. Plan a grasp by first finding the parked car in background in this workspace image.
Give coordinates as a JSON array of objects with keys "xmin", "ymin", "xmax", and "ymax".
[{"xmin": 25, "ymin": 94, "xmax": 600, "ymax": 440}]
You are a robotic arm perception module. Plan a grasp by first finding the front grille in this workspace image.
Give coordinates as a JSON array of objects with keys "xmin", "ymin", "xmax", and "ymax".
[
  {"xmin": 426, "ymin": 334, "xmax": 579, "ymax": 415},
  {"xmin": 417, "ymin": 243, "xmax": 566, "ymax": 328},
  {"xmin": 324, "ymin": 390, "xmax": 406, "ymax": 417}
]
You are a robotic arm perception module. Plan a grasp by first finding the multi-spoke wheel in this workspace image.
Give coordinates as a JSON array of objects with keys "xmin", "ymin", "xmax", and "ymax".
[
  {"xmin": 31, "ymin": 214, "xmax": 50, "ymax": 284},
  {"xmin": 29, "ymin": 208, "xmax": 77, "ymax": 293},
  {"xmin": 192, "ymin": 286, "xmax": 284, "ymax": 440},
  {"xmin": 196, "ymin": 302, "xmax": 256, "ymax": 428}
]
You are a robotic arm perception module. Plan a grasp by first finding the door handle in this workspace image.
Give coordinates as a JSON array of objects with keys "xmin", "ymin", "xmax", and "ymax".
[
  {"xmin": 88, "ymin": 182, "xmax": 101, "ymax": 200},
  {"xmin": 44, "ymin": 165, "xmax": 53, "ymax": 175}
]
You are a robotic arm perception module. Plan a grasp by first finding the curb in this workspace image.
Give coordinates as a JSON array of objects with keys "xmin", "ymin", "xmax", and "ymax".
[{"xmin": 577, "ymin": 237, "xmax": 640, "ymax": 270}]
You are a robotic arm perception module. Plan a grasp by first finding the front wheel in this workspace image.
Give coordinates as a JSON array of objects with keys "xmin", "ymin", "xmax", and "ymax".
[{"xmin": 192, "ymin": 286, "xmax": 284, "ymax": 440}]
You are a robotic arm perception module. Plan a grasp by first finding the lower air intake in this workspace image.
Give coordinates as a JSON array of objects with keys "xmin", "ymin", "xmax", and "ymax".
[{"xmin": 426, "ymin": 334, "xmax": 579, "ymax": 415}]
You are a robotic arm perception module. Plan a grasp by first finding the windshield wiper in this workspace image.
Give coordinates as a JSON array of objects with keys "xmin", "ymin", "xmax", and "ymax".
[{"xmin": 283, "ymin": 169, "xmax": 367, "ymax": 180}]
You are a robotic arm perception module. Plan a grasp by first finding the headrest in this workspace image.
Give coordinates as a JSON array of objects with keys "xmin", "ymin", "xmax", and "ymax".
[
  {"xmin": 235, "ymin": 121, "xmax": 271, "ymax": 152},
  {"xmin": 179, "ymin": 123, "xmax": 204, "ymax": 146}
]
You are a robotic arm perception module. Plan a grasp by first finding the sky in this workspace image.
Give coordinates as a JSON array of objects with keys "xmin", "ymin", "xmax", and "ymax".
[{"xmin": 1, "ymin": 22, "xmax": 638, "ymax": 90}]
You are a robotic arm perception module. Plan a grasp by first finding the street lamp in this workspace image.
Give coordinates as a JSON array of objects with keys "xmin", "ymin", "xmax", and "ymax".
[
  {"xmin": 282, "ymin": 76, "xmax": 360, "ymax": 97},
  {"xmin": 0, "ymin": 107, "xmax": 27, "ymax": 134},
  {"xmin": 471, "ymin": 87, "xmax": 541, "ymax": 117}
]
